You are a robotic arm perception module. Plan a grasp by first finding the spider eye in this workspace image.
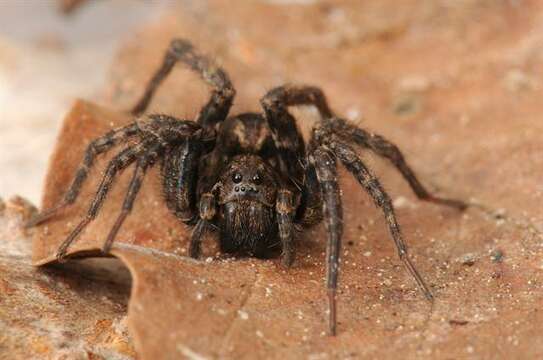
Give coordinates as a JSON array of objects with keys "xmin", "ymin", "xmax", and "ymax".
[
  {"xmin": 232, "ymin": 173, "xmax": 243, "ymax": 183},
  {"xmin": 252, "ymin": 173, "xmax": 262, "ymax": 185}
]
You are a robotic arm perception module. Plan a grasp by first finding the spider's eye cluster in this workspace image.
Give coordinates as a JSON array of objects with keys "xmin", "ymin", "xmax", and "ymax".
[
  {"xmin": 252, "ymin": 173, "xmax": 262, "ymax": 185},
  {"xmin": 232, "ymin": 173, "xmax": 243, "ymax": 183}
]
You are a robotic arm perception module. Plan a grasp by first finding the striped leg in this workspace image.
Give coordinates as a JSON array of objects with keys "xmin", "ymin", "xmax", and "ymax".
[
  {"xmin": 27, "ymin": 123, "xmax": 139, "ymax": 227},
  {"xmin": 102, "ymin": 143, "xmax": 161, "ymax": 253},
  {"xmin": 276, "ymin": 189, "xmax": 297, "ymax": 267},
  {"xmin": 331, "ymin": 118, "xmax": 467, "ymax": 210},
  {"xmin": 330, "ymin": 140, "xmax": 433, "ymax": 301},
  {"xmin": 189, "ymin": 193, "xmax": 217, "ymax": 259},
  {"xmin": 161, "ymin": 139, "xmax": 203, "ymax": 224},
  {"xmin": 131, "ymin": 38, "xmax": 235, "ymax": 132},
  {"xmin": 55, "ymin": 144, "xmax": 145, "ymax": 260},
  {"xmin": 309, "ymin": 147, "xmax": 342, "ymax": 336}
]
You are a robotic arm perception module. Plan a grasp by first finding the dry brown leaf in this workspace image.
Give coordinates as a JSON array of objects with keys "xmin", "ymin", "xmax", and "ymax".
[
  {"xmin": 28, "ymin": 99, "xmax": 542, "ymax": 359},
  {"xmin": 0, "ymin": 196, "xmax": 134, "ymax": 359},
  {"xmin": 23, "ymin": 0, "xmax": 543, "ymax": 358}
]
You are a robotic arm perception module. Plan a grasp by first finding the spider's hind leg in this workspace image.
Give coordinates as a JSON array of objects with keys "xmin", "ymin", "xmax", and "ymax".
[
  {"xmin": 27, "ymin": 123, "xmax": 140, "ymax": 228},
  {"xmin": 131, "ymin": 38, "xmax": 236, "ymax": 132},
  {"xmin": 331, "ymin": 118, "xmax": 467, "ymax": 210},
  {"xmin": 330, "ymin": 139, "xmax": 433, "ymax": 301},
  {"xmin": 308, "ymin": 147, "xmax": 343, "ymax": 336}
]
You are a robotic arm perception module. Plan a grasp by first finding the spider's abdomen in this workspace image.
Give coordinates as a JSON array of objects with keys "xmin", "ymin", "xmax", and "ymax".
[{"xmin": 219, "ymin": 200, "xmax": 278, "ymax": 257}]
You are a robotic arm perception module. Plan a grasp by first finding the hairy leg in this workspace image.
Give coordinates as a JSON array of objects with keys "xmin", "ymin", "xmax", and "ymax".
[
  {"xmin": 189, "ymin": 192, "xmax": 217, "ymax": 258},
  {"xmin": 261, "ymin": 85, "xmax": 333, "ymax": 119},
  {"xmin": 27, "ymin": 124, "xmax": 140, "ymax": 227},
  {"xmin": 56, "ymin": 143, "xmax": 146, "ymax": 260},
  {"xmin": 330, "ymin": 139, "xmax": 433, "ymax": 301},
  {"xmin": 309, "ymin": 147, "xmax": 343, "ymax": 336},
  {"xmin": 260, "ymin": 85, "xmax": 334, "ymax": 223},
  {"xmin": 276, "ymin": 189, "xmax": 297, "ymax": 267},
  {"xmin": 161, "ymin": 139, "xmax": 203, "ymax": 224},
  {"xmin": 102, "ymin": 144, "xmax": 161, "ymax": 253},
  {"xmin": 260, "ymin": 85, "xmax": 334, "ymax": 184},
  {"xmin": 331, "ymin": 118, "xmax": 467, "ymax": 210},
  {"xmin": 131, "ymin": 38, "xmax": 235, "ymax": 131}
]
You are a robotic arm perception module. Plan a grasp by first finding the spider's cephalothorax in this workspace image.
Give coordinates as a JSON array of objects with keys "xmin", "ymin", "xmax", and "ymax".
[
  {"xmin": 215, "ymin": 153, "xmax": 279, "ymax": 257},
  {"xmin": 29, "ymin": 39, "xmax": 467, "ymax": 335}
]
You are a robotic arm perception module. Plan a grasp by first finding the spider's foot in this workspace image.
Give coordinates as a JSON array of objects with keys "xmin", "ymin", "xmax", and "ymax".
[
  {"xmin": 401, "ymin": 254, "xmax": 434, "ymax": 301},
  {"xmin": 25, "ymin": 215, "xmax": 42, "ymax": 228},
  {"xmin": 327, "ymin": 289, "xmax": 337, "ymax": 336},
  {"xmin": 170, "ymin": 38, "xmax": 193, "ymax": 55},
  {"xmin": 280, "ymin": 250, "xmax": 295, "ymax": 268},
  {"xmin": 25, "ymin": 206, "xmax": 62, "ymax": 228},
  {"xmin": 101, "ymin": 242, "xmax": 113, "ymax": 255},
  {"xmin": 55, "ymin": 246, "xmax": 69, "ymax": 263},
  {"xmin": 102, "ymin": 226, "xmax": 121, "ymax": 255},
  {"xmin": 427, "ymin": 196, "xmax": 468, "ymax": 211},
  {"xmin": 188, "ymin": 242, "xmax": 201, "ymax": 259},
  {"xmin": 422, "ymin": 288, "xmax": 435, "ymax": 303}
]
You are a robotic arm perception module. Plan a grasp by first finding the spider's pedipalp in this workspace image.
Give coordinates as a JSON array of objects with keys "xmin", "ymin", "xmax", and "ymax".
[
  {"xmin": 276, "ymin": 189, "xmax": 297, "ymax": 267},
  {"xmin": 102, "ymin": 143, "xmax": 162, "ymax": 254},
  {"xmin": 56, "ymin": 142, "xmax": 148, "ymax": 260},
  {"xmin": 331, "ymin": 118, "xmax": 467, "ymax": 210},
  {"xmin": 189, "ymin": 192, "xmax": 217, "ymax": 259},
  {"xmin": 331, "ymin": 140, "xmax": 433, "ymax": 301},
  {"xmin": 310, "ymin": 147, "xmax": 343, "ymax": 336},
  {"xmin": 131, "ymin": 38, "xmax": 235, "ymax": 132},
  {"xmin": 26, "ymin": 123, "xmax": 140, "ymax": 228}
]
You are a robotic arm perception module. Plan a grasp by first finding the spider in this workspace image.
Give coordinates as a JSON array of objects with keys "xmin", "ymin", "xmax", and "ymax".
[{"xmin": 28, "ymin": 39, "xmax": 467, "ymax": 335}]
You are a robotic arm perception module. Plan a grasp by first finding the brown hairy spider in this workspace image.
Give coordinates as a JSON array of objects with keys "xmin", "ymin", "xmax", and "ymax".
[{"xmin": 28, "ymin": 39, "xmax": 466, "ymax": 335}]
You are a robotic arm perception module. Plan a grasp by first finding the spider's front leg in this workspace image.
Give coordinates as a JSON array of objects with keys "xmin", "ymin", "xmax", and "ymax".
[
  {"xmin": 131, "ymin": 38, "xmax": 236, "ymax": 132},
  {"xmin": 308, "ymin": 147, "xmax": 343, "ymax": 336},
  {"xmin": 260, "ymin": 84, "xmax": 333, "ymax": 186},
  {"xmin": 35, "ymin": 114, "xmax": 207, "ymax": 260},
  {"xmin": 260, "ymin": 85, "xmax": 334, "ymax": 226},
  {"xmin": 329, "ymin": 139, "xmax": 433, "ymax": 301}
]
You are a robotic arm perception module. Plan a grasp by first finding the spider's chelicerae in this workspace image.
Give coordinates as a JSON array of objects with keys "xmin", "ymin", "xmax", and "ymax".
[{"xmin": 29, "ymin": 39, "xmax": 466, "ymax": 335}]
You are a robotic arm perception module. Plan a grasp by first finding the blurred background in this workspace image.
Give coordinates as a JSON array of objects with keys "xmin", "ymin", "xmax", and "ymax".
[
  {"xmin": 0, "ymin": 1, "xmax": 169, "ymax": 202},
  {"xmin": 2, "ymin": 0, "xmax": 542, "ymax": 212}
]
